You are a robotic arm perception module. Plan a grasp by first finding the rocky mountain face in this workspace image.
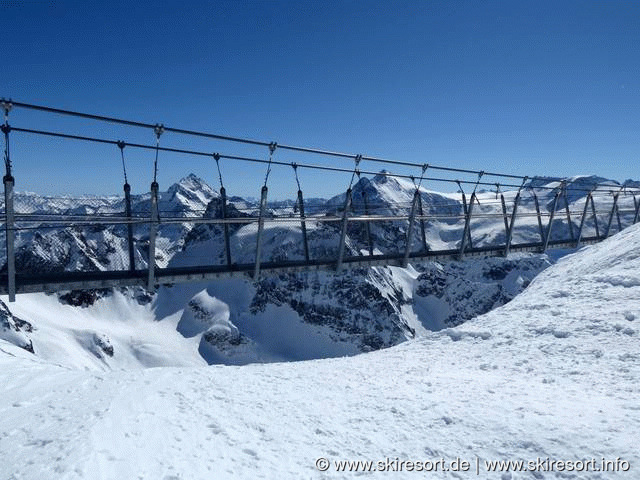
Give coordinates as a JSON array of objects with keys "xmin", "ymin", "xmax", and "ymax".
[
  {"xmin": 0, "ymin": 300, "xmax": 33, "ymax": 353},
  {"xmin": 0, "ymin": 172, "xmax": 626, "ymax": 365}
]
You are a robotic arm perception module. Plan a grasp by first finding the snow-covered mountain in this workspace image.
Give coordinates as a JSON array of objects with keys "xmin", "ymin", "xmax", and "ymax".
[{"xmin": 0, "ymin": 171, "xmax": 635, "ymax": 367}]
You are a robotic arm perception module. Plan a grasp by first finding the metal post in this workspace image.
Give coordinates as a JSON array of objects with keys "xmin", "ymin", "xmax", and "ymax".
[
  {"xmin": 504, "ymin": 189, "xmax": 522, "ymax": 257},
  {"xmin": 336, "ymin": 188, "xmax": 352, "ymax": 270},
  {"xmin": 220, "ymin": 186, "xmax": 232, "ymax": 267},
  {"xmin": 417, "ymin": 192, "xmax": 428, "ymax": 252},
  {"xmin": 3, "ymin": 174, "xmax": 15, "ymax": 302},
  {"xmin": 123, "ymin": 182, "xmax": 135, "ymax": 271},
  {"xmin": 604, "ymin": 191, "xmax": 620, "ymax": 238},
  {"xmin": 459, "ymin": 192, "xmax": 476, "ymax": 258},
  {"xmin": 297, "ymin": 189, "xmax": 310, "ymax": 262},
  {"xmin": 590, "ymin": 195, "xmax": 600, "ymax": 238},
  {"xmin": 633, "ymin": 195, "xmax": 640, "ymax": 225},
  {"xmin": 460, "ymin": 191, "xmax": 472, "ymax": 249},
  {"xmin": 576, "ymin": 193, "xmax": 592, "ymax": 248},
  {"xmin": 616, "ymin": 200, "xmax": 623, "ymax": 232},
  {"xmin": 532, "ymin": 192, "xmax": 545, "ymax": 244},
  {"xmin": 1, "ymin": 107, "xmax": 15, "ymax": 302},
  {"xmin": 543, "ymin": 192, "xmax": 560, "ymax": 252},
  {"xmin": 562, "ymin": 185, "xmax": 575, "ymax": 241},
  {"xmin": 253, "ymin": 186, "xmax": 268, "ymax": 281},
  {"xmin": 500, "ymin": 194, "xmax": 510, "ymax": 240},
  {"xmin": 402, "ymin": 190, "xmax": 420, "ymax": 267},
  {"xmin": 362, "ymin": 191, "xmax": 374, "ymax": 256},
  {"xmin": 147, "ymin": 181, "xmax": 159, "ymax": 291}
]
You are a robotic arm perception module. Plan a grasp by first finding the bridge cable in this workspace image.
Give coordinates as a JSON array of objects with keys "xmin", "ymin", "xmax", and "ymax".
[
  {"xmin": 6, "ymin": 100, "xmax": 528, "ymax": 182},
  {"xmin": 7, "ymin": 124, "xmax": 640, "ymax": 197}
]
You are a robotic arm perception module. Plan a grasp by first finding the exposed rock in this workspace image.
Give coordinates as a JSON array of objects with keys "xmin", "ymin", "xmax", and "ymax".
[{"xmin": 0, "ymin": 299, "xmax": 34, "ymax": 353}]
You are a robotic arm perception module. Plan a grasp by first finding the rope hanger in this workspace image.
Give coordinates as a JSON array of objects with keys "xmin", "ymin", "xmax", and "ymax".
[
  {"xmin": 263, "ymin": 142, "xmax": 277, "ymax": 187},
  {"xmin": 117, "ymin": 140, "xmax": 128, "ymax": 185},
  {"xmin": 410, "ymin": 163, "xmax": 429, "ymax": 192},
  {"xmin": 1, "ymin": 101, "xmax": 12, "ymax": 176},
  {"xmin": 213, "ymin": 152, "xmax": 224, "ymax": 190},
  {"xmin": 348, "ymin": 154, "xmax": 362, "ymax": 190},
  {"xmin": 152, "ymin": 124, "xmax": 164, "ymax": 184},
  {"xmin": 291, "ymin": 162, "xmax": 302, "ymax": 192}
]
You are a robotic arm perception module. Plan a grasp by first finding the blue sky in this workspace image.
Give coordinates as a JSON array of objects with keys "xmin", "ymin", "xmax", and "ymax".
[{"xmin": 1, "ymin": 0, "xmax": 639, "ymax": 199}]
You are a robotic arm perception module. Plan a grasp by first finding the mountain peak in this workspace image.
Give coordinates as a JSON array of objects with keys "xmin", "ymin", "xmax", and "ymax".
[
  {"xmin": 174, "ymin": 173, "xmax": 213, "ymax": 190},
  {"xmin": 162, "ymin": 174, "xmax": 219, "ymax": 213}
]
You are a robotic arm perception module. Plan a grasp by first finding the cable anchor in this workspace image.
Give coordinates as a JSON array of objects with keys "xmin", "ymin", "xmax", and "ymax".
[
  {"xmin": 0, "ymin": 99, "xmax": 11, "ymax": 123},
  {"xmin": 154, "ymin": 124, "xmax": 165, "ymax": 139}
]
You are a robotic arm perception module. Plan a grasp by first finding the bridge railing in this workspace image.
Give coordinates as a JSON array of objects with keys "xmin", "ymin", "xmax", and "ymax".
[{"xmin": 1, "ymin": 185, "xmax": 639, "ymax": 299}]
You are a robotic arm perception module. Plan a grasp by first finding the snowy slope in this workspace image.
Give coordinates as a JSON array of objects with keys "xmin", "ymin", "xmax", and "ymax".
[
  {"xmin": 1, "ymin": 221, "xmax": 639, "ymax": 479},
  {"xmin": 0, "ymin": 251, "xmax": 551, "ymax": 369}
]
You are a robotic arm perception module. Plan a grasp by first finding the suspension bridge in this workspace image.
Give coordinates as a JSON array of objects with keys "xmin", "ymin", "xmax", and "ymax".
[{"xmin": 1, "ymin": 99, "xmax": 638, "ymax": 302}]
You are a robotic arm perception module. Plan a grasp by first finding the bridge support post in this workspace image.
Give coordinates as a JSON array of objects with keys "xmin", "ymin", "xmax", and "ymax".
[
  {"xmin": 633, "ymin": 195, "xmax": 640, "ymax": 225},
  {"xmin": 362, "ymin": 190, "xmax": 374, "ymax": 256},
  {"xmin": 590, "ymin": 194, "xmax": 600, "ymax": 238},
  {"xmin": 336, "ymin": 188, "xmax": 352, "ymax": 271},
  {"xmin": 532, "ymin": 192, "xmax": 545, "ymax": 245},
  {"xmin": 123, "ymin": 182, "xmax": 135, "ymax": 271},
  {"xmin": 147, "ymin": 181, "xmax": 159, "ymax": 291},
  {"xmin": 604, "ymin": 191, "xmax": 621, "ymax": 238},
  {"xmin": 460, "ymin": 192, "xmax": 473, "ymax": 250},
  {"xmin": 220, "ymin": 186, "xmax": 232, "ymax": 267},
  {"xmin": 459, "ymin": 192, "xmax": 476, "ymax": 258},
  {"xmin": 504, "ymin": 188, "xmax": 523, "ymax": 257},
  {"xmin": 2, "ymin": 111, "xmax": 15, "ymax": 302},
  {"xmin": 253, "ymin": 186, "xmax": 268, "ymax": 281},
  {"xmin": 417, "ymin": 192, "xmax": 428, "ymax": 252},
  {"xmin": 297, "ymin": 189, "xmax": 310, "ymax": 262},
  {"xmin": 576, "ymin": 192, "xmax": 592, "ymax": 248},
  {"xmin": 562, "ymin": 184, "xmax": 575, "ymax": 241},
  {"xmin": 542, "ymin": 192, "xmax": 560, "ymax": 252},
  {"xmin": 402, "ymin": 190, "xmax": 420, "ymax": 267},
  {"xmin": 3, "ymin": 174, "xmax": 15, "ymax": 302},
  {"xmin": 500, "ymin": 194, "xmax": 509, "ymax": 241}
]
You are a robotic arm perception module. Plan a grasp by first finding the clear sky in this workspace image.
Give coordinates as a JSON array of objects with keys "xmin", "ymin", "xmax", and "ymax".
[{"xmin": 1, "ymin": 0, "xmax": 639, "ymax": 199}]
